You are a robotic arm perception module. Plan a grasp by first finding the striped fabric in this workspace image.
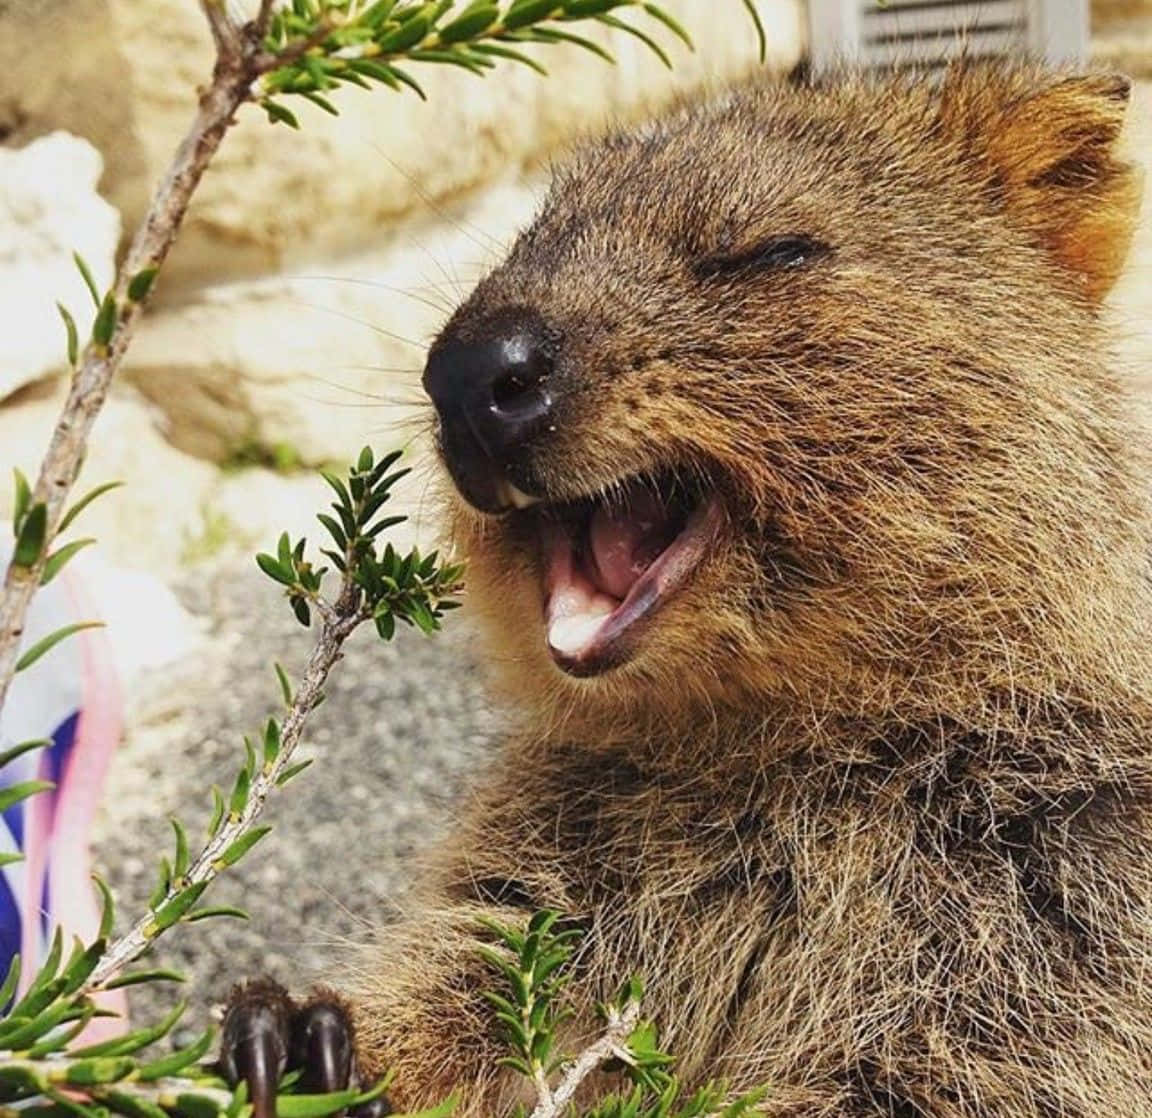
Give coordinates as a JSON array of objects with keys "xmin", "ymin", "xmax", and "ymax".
[{"xmin": 0, "ymin": 546, "xmax": 123, "ymax": 1021}]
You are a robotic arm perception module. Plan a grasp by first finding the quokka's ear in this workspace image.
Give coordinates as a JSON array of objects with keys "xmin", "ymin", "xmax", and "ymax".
[{"xmin": 940, "ymin": 69, "xmax": 1143, "ymax": 302}]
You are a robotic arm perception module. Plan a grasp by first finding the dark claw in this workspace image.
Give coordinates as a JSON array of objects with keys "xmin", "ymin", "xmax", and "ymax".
[
  {"xmin": 220, "ymin": 981, "xmax": 390, "ymax": 1118},
  {"xmin": 290, "ymin": 1002, "xmax": 354, "ymax": 1095},
  {"xmin": 219, "ymin": 980, "xmax": 295, "ymax": 1118}
]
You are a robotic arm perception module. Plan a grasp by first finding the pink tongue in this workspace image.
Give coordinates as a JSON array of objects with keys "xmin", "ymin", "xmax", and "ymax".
[{"xmin": 588, "ymin": 487, "xmax": 674, "ymax": 600}]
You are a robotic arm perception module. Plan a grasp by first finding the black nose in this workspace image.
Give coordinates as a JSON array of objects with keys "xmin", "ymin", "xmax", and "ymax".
[
  {"xmin": 422, "ymin": 313, "xmax": 557, "ymax": 510},
  {"xmin": 423, "ymin": 323, "xmax": 555, "ymax": 459}
]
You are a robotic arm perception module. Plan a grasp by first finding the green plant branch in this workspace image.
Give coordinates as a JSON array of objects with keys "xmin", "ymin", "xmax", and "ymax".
[
  {"xmin": 80, "ymin": 583, "xmax": 360, "ymax": 993},
  {"xmin": 84, "ymin": 447, "xmax": 461, "ymax": 992}
]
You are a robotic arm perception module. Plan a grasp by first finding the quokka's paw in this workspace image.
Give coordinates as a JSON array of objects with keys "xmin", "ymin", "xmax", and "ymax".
[{"xmin": 218, "ymin": 978, "xmax": 391, "ymax": 1118}]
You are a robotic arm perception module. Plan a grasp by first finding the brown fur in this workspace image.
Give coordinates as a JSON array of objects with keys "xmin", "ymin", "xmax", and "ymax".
[{"xmin": 345, "ymin": 61, "xmax": 1152, "ymax": 1115}]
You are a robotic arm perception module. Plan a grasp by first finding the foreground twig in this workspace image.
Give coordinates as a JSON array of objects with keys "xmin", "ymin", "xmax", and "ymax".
[{"xmin": 82, "ymin": 583, "xmax": 364, "ymax": 992}]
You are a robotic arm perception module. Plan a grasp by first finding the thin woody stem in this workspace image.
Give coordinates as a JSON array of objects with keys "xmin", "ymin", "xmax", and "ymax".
[
  {"xmin": 528, "ymin": 1000, "xmax": 642, "ymax": 1118},
  {"xmin": 83, "ymin": 581, "xmax": 367, "ymax": 993}
]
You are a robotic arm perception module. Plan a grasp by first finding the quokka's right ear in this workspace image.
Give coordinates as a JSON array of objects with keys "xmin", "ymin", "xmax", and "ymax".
[{"xmin": 939, "ymin": 67, "xmax": 1143, "ymax": 302}]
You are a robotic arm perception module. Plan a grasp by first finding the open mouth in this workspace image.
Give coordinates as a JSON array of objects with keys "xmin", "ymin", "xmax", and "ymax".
[{"xmin": 524, "ymin": 474, "xmax": 724, "ymax": 677}]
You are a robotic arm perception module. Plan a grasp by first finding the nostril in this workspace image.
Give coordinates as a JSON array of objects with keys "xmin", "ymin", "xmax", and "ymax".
[{"xmin": 492, "ymin": 368, "xmax": 546, "ymax": 412}]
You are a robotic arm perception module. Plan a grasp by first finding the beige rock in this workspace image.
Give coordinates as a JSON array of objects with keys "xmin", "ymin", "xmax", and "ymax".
[
  {"xmin": 122, "ymin": 175, "xmax": 537, "ymax": 464},
  {"xmin": 0, "ymin": 384, "xmax": 218, "ymax": 572},
  {"xmin": 0, "ymin": 133, "xmax": 120, "ymax": 398},
  {"xmin": 0, "ymin": 375, "xmax": 438, "ymax": 577},
  {"xmin": 0, "ymin": 1, "xmax": 804, "ymax": 296}
]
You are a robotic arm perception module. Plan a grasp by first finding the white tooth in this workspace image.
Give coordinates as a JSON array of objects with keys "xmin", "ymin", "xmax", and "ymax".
[
  {"xmin": 548, "ymin": 613, "xmax": 609, "ymax": 657},
  {"xmin": 509, "ymin": 485, "xmax": 542, "ymax": 510}
]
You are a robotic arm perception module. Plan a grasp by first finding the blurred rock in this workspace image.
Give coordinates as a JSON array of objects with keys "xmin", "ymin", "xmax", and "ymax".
[
  {"xmin": 0, "ymin": 380, "xmax": 439, "ymax": 576},
  {"xmin": 122, "ymin": 177, "xmax": 536, "ymax": 464},
  {"xmin": 0, "ymin": 385, "xmax": 219, "ymax": 572},
  {"xmin": 0, "ymin": 1, "xmax": 804, "ymax": 297},
  {"xmin": 0, "ymin": 132, "xmax": 119, "ymax": 398}
]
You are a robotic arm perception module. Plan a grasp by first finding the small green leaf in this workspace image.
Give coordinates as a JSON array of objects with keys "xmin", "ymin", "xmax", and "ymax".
[
  {"xmin": 377, "ymin": 11, "xmax": 433, "ymax": 52},
  {"xmin": 299, "ymin": 89, "xmax": 339, "ymax": 115},
  {"xmin": 92, "ymin": 292, "xmax": 118, "ymax": 348},
  {"xmin": 63, "ymin": 1057, "xmax": 136, "ymax": 1086},
  {"xmin": 127, "ymin": 267, "xmax": 159, "ymax": 302},
  {"xmin": 469, "ymin": 41, "xmax": 548, "ymax": 73},
  {"xmin": 208, "ymin": 784, "xmax": 226, "ymax": 837},
  {"xmin": 256, "ymin": 552, "xmax": 295, "ymax": 586},
  {"xmin": 41, "ymin": 538, "xmax": 96, "ymax": 585},
  {"xmin": 214, "ymin": 825, "xmax": 272, "ymax": 869},
  {"xmin": 229, "ymin": 766, "xmax": 250, "ymax": 817},
  {"xmin": 276, "ymin": 1091, "xmax": 364, "ymax": 1118},
  {"xmin": 100, "ymin": 1089, "xmax": 170, "ymax": 1118},
  {"xmin": 184, "ymin": 905, "xmax": 249, "ymax": 923},
  {"xmin": 596, "ymin": 13, "xmax": 671, "ymax": 68},
  {"xmin": 12, "ymin": 468, "xmax": 31, "ymax": 536},
  {"xmin": 263, "ymin": 718, "xmax": 281, "ymax": 768},
  {"xmin": 56, "ymin": 302, "xmax": 80, "ymax": 366},
  {"xmin": 641, "ymin": 3, "xmax": 693, "ymax": 48},
  {"xmin": 276, "ymin": 758, "xmax": 313, "ymax": 786},
  {"xmin": 0, "ymin": 954, "xmax": 21, "ymax": 1010},
  {"xmin": 73, "ymin": 252, "xmax": 101, "ymax": 309},
  {"xmin": 93, "ymin": 1001, "xmax": 187, "ymax": 1062},
  {"xmin": 274, "ymin": 661, "xmax": 294, "ymax": 705},
  {"xmin": 263, "ymin": 99, "xmax": 301, "ymax": 128},
  {"xmin": 59, "ymin": 935, "xmax": 107, "ymax": 996},
  {"xmin": 101, "ymin": 968, "xmax": 185, "ymax": 991},
  {"xmin": 505, "ymin": 0, "xmax": 560, "ymax": 29},
  {"xmin": 171, "ymin": 817, "xmax": 190, "ymax": 880},
  {"xmin": 741, "ymin": 0, "xmax": 767, "ymax": 61},
  {"xmin": 439, "ymin": 3, "xmax": 500, "ymax": 41},
  {"xmin": 93, "ymin": 873, "xmax": 115, "ymax": 939},
  {"xmin": 149, "ymin": 881, "xmax": 209, "ymax": 933},
  {"xmin": 0, "ymin": 780, "xmax": 55, "ymax": 813},
  {"xmin": 15, "ymin": 622, "xmax": 104, "ymax": 673},
  {"xmin": 149, "ymin": 858, "xmax": 172, "ymax": 910},
  {"xmin": 171, "ymin": 1093, "xmax": 223, "ymax": 1118},
  {"xmin": 0, "ymin": 737, "xmax": 51, "ymax": 769},
  {"xmin": 58, "ymin": 481, "xmax": 124, "ymax": 534},
  {"xmin": 378, "ymin": 63, "xmax": 426, "ymax": 99},
  {"xmin": 136, "ymin": 1029, "xmax": 214, "ymax": 1080},
  {"xmin": 12, "ymin": 501, "xmax": 47, "ymax": 568}
]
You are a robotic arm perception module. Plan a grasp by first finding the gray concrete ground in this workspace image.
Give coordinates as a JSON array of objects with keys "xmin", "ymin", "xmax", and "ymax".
[{"xmin": 92, "ymin": 559, "xmax": 499, "ymax": 1039}]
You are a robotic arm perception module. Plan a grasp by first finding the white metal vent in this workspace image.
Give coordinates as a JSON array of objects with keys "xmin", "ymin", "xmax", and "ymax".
[{"xmin": 808, "ymin": 0, "xmax": 1089, "ymax": 73}]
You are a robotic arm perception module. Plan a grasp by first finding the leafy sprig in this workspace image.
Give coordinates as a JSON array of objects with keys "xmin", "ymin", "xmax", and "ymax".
[
  {"xmin": 257, "ymin": 0, "xmax": 702, "ymax": 123},
  {"xmin": 256, "ymin": 446, "xmax": 464, "ymax": 635},
  {"xmin": 0, "ymin": 447, "xmax": 461, "ymax": 1118},
  {"xmin": 0, "ymin": 878, "xmax": 390, "ymax": 1118},
  {"xmin": 477, "ymin": 913, "xmax": 770, "ymax": 1118}
]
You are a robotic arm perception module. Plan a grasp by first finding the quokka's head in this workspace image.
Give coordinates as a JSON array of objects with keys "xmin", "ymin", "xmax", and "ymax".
[{"xmin": 421, "ymin": 61, "xmax": 1146, "ymax": 736}]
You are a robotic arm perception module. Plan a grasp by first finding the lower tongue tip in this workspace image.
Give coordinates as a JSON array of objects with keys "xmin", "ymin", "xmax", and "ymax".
[{"xmin": 548, "ymin": 613, "xmax": 609, "ymax": 658}]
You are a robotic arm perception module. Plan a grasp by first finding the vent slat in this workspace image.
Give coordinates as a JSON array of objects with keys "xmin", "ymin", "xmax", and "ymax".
[
  {"xmin": 861, "ymin": 25, "xmax": 1026, "ymax": 62},
  {"xmin": 807, "ymin": 0, "xmax": 1087, "ymax": 74},
  {"xmin": 862, "ymin": 0, "xmax": 1025, "ymax": 38}
]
